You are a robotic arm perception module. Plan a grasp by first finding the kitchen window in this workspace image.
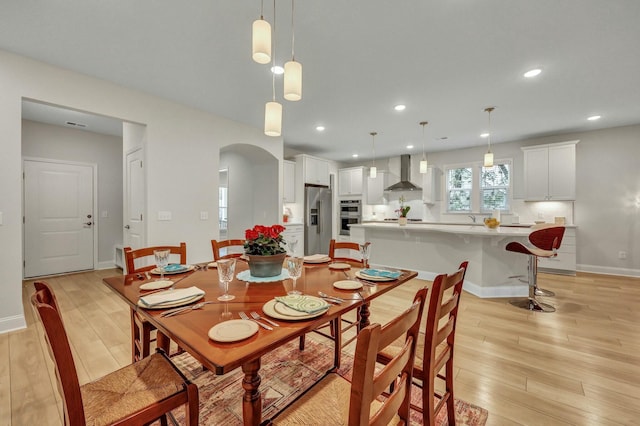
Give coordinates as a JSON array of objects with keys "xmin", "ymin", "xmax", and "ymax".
[{"xmin": 445, "ymin": 160, "xmax": 511, "ymax": 213}]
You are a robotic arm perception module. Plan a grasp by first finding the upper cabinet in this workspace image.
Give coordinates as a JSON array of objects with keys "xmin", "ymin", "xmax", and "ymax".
[
  {"xmin": 302, "ymin": 155, "xmax": 330, "ymax": 186},
  {"xmin": 366, "ymin": 171, "xmax": 394, "ymax": 205},
  {"xmin": 522, "ymin": 141, "xmax": 579, "ymax": 201},
  {"xmin": 338, "ymin": 167, "xmax": 364, "ymax": 196},
  {"xmin": 283, "ymin": 160, "xmax": 296, "ymax": 202}
]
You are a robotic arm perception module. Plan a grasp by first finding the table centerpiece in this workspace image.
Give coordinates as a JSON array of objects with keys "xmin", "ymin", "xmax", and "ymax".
[{"xmin": 244, "ymin": 224, "xmax": 287, "ymax": 277}]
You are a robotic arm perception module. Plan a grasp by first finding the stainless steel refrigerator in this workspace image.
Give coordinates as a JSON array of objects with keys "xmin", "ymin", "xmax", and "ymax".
[{"xmin": 304, "ymin": 185, "xmax": 332, "ymax": 255}]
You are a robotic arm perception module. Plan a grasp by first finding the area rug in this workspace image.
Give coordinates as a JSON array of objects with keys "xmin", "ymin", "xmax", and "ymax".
[{"xmin": 168, "ymin": 339, "xmax": 488, "ymax": 425}]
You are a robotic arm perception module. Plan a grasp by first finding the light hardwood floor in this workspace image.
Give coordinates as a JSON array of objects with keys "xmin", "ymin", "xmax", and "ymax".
[{"xmin": 3, "ymin": 269, "xmax": 639, "ymax": 425}]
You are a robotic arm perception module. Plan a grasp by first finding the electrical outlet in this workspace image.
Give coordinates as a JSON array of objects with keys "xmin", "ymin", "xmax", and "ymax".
[
  {"xmin": 618, "ymin": 251, "xmax": 627, "ymax": 259},
  {"xmin": 200, "ymin": 211, "xmax": 209, "ymax": 220},
  {"xmin": 157, "ymin": 211, "xmax": 172, "ymax": 221}
]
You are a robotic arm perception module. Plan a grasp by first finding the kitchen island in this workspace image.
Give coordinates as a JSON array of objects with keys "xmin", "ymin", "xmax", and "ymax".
[{"xmin": 350, "ymin": 223, "xmax": 534, "ymax": 298}]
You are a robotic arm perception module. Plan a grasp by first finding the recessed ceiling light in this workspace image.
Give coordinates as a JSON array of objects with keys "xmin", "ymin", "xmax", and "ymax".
[
  {"xmin": 480, "ymin": 133, "xmax": 490, "ymax": 138},
  {"xmin": 406, "ymin": 145, "xmax": 414, "ymax": 149},
  {"xmin": 394, "ymin": 104, "xmax": 406, "ymax": 111},
  {"xmin": 524, "ymin": 68, "xmax": 542, "ymax": 78},
  {"xmin": 316, "ymin": 125, "xmax": 325, "ymax": 131},
  {"xmin": 352, "ymin": 154, "xmax": 359, "ymax": 158},
  {"xmin": 587, "ymin": 115, "xmax": 601, "ymax": 121},
  {"xmin": 271, "ymin": 66, "xmax": 284, "ymax": 75}
]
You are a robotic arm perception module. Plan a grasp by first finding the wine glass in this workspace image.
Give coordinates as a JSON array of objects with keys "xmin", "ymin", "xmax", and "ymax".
[
  {"xmin": 287, "ymin": 237, "xmax": 298, "ymax": 256},
  {"xmin": 153, "ymin": 249, "xmax": 171, "ymax": 281},
  {"xmin": 217, "ymin": 258, "xmax": 237, "ymax": 301},
  {"xmin": 285, "ymin": 256, "xmax": 303, "ymax": 295},
  {"xmin": 359, "ymin": 243, "xmax": 371, "ymax": 269}
]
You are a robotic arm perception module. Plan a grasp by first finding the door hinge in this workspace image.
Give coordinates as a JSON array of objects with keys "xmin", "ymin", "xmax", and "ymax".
[
  {"xmin": 23, "ymin": 260, "xmax": 25, "ymax": 268},
  {"xmin": 140, "ymin": 214, "xmax": 143, "ymax": 221},
  {"xmin": 23, "ymin": 216, "xmax": 25, "ymax": 224},
  {"xmin": 140, "ymin": 161, "xmax": 143, "ymax": 168}
]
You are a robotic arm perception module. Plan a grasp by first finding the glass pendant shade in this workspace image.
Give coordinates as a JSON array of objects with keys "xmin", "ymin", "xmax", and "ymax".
[
  {"xmin": 283, "ymin": 60, "xmax": 302, "ymax": 101},
  {"xmin": 252, "ymin": 19, "xmax": 272, "ymax": 64},
  {"xmin": 484, "ymin": 151, "xmax": 494, "ymax": 167},
  {"xmin": 264, "ymin": 101, "xmax": 282, "ymax": 137},
  {"xmin": 370, "ymin": 166, "xmax": 377, "ymax": 179},
  {"xmin": 420, "ymin": 158, "xmax": 428, "ymax": 173}
]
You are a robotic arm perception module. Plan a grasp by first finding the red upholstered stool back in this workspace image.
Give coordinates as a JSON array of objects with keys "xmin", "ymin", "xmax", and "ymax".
[{"xmin": 529, "ymin": 226, "xmax": 565, "ymax": 251}]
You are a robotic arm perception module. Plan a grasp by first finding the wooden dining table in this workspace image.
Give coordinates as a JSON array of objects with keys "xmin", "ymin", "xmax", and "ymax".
[{"xmin": 102, "ymin": 260, "xmax": 417, "ymax": 426}]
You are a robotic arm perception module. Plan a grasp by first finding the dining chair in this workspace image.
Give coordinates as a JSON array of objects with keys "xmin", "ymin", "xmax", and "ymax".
[
  {"xmin": 269, "ymin": 286, "xmax": 428, "ymax": 425},
  {"xmin": 328, "ymin": 239, "xmax": 362, "ymax": 263},
  {"xmin": 506, "ymin": 226, "xmax": 565, "ymax": 312},
  {"xmin": 211, "ymin": 239, "xmax": 246, "ymax": 261},
  {"xmin": 124, "ymin": 242, "xmax": 187, "ymax": 361},
  {"xmin": 31, "ymin": 281, "xmax": 199, "ymax": 426},
  {"xmin": 376, "ymin": 261, "xmax": 468, "ymax": 426}
]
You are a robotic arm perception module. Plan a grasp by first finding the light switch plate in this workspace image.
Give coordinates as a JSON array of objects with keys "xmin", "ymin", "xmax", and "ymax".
[
  {"xmin": 200, "ymin": 211, "xmax": 209, "ymax": 220},
  {"xmin": 157, "ymin": 211, "xmax": 172, "ymax": 221}
]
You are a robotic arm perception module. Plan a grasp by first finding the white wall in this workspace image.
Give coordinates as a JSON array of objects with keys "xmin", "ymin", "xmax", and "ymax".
[
  {"xmin": 0, "ymin": 49, "xmax": 283, "ymax": 333},
  {"xmin": 21, "ymin": 119, "xmax": 123, "ymax": 268}
]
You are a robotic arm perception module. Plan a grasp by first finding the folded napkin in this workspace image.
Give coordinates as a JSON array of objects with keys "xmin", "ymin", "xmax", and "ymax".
[
  {"xmin": 361, "ymin": 269, "xmax": 402, "ymax": 279},
  {"xmin": 303, "ymin": 254, "xmax": 330, "ymax": 262},
  {"xmin": 139, "ymin": 286, "xmax": 204, "ymax": 308},
  {"xmin": 274, "ymin": 295, "xmax": 330, "ymax": 314},
  {"xmin": 163, "ymin": 264, "xmax": 188, "ymax": 272}
]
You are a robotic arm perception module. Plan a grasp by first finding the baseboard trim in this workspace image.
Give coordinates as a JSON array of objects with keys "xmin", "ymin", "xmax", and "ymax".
[
  {"xmin": 463, "ymin": 281, "xmax": 528, "ymax": 298},
  {"xmin": 0, "ymin": 314, "xmax": 26, "ymax": 335},
  {"xmin": 96, "ymin": 260, "xmax": 118, "ymax": 270},
  {"xmin": 577, "ymin": 264, "xmax": 640, "ymax": 278}
]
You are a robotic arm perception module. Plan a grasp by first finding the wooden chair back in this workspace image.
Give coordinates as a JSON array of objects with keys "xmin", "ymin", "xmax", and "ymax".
[
  {"xmin": 421, "ymin": 261, "xmax": 468, "ymax": 426},
  {"xmin": 349, "ymin": 286, "xmax": 428, "ymax": 425},
  {"xmin": 211, "ymin": 239, "xmax": 246, "ymax": 261},
  {"xmin": 529, "ymin": 226, "xmax": 565, "ymax": 252},
  {"xmin": 329, "ymin": 239, "xmax": 363, "ymax": 265},
  {"xmin": 124, "ymin": 242, "xmax": 187, "ymax": 274},
  {"xmin": 32, "ymin": 282, "xmax": 86, "ymax": 425}
]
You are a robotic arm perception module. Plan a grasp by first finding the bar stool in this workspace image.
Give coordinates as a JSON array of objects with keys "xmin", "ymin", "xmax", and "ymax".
[{"xmin": 506, "ymin": 226, "xmax": 565, "ymax": 312}]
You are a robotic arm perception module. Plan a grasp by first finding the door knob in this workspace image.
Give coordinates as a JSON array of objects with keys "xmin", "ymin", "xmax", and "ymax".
[
  {"xmin": 84, "ymin": 222, "xmax": 93, "ymax": 226},
  {"xmin": 124, "ymin": 225, "xmax": 130, "ymax": 229},
  {"xmin": 87, "ymin": 214, "xmax": 92, "ymax": 218}
]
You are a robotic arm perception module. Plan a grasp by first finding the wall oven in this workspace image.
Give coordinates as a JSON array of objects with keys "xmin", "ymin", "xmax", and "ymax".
[{"xmin": 339, "ymin": 199, "xmax": 362, "ymax": 236}]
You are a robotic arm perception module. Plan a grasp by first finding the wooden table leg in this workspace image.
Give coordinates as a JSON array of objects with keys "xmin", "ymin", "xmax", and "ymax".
[
  {"xmin": 156, "ymin": 331, "xmax": 171, "ymax": 354},
  {"xmin": 358, "ymin": 302, "xmax": 371, "ymax": 331},
  {"xmin": 242, "ymin": 358, "xmax": 262, "ymax": 426}
]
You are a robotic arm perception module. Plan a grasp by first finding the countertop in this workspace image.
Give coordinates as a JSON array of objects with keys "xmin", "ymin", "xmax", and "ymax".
[
  {"xmin": 361, "ymin": 220, "xmax": 576, "ymax": 228},
  {"xmin": 352, "ymin": 222, "xmax": 532, "ymax": 236}
]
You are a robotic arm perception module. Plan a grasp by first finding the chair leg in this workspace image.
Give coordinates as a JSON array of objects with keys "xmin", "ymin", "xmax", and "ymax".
[
  {"xmin": 533, "ymin": 257, "xmax": 555, "ymax": 296},
  {"xmin": 445, "ymin": 361, "xmax": 456, "ymax": 425},
  {"xmin": 299, "ymin": 334, "xmax": 306, "ymax": 350}
]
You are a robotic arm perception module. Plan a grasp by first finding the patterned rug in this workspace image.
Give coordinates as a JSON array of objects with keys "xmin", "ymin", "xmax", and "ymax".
[{"xmin": 169, "ymin": 339, "xmax": 488, "ymax": 425}]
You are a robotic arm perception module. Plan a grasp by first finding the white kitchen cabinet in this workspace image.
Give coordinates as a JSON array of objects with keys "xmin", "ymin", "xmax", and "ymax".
[
  {"xmin": 366, "ymin": 171, "xmax": 396, "ymax": 205},
  {"xmin": 522, "ymin": 141, "xmax": 578, "ymax": 201},
  {"xmin": 283, "ymin": 160, "xmax": 296, "ymax": 202},
  {"xmin": 281, "ymin": 223, "xmax": 304, "ymax": 257},
  {"xmin": 302, "ymin": 155, "xmax": 330, "ymax": 186},
  {"xmin": 338, "ymin": 167, "xmax": 364, "ymax": 196},
  {"xmin": 538, "ymin": 227, "xmax": 576, "ymax": 275},
  {"xmin": 421, "ymin": 167, "xmax": 436, "ymax": 204}
]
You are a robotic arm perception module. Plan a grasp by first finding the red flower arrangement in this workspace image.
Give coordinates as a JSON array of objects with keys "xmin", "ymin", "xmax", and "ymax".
[{"xmin": 244, "ymin": 224, "xmax": 287, "ymax": 255}]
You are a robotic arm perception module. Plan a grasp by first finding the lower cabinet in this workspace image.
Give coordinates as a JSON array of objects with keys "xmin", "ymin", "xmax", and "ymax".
[
  {"xmin": 281, "ymin": 224, "xmax": 304, "ymax": 258},
  {"xmin": 538, "ymin": 227, "xmax": 576, "ymax": 275}
]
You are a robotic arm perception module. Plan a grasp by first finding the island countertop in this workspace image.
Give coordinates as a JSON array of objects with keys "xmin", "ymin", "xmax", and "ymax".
[{"xmin": 351, "ymin": 222, "xmax": 533, "ymax": 237}]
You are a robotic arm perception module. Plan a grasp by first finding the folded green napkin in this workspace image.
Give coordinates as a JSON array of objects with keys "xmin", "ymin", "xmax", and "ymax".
[
  {"xmin": 361, "ymin": 269, "xmax": 401, "ymax": 279},
  {"xmin": 274, "ymin": 295, "xmax": 329, "ymax": 314},
  {"xmin": 139, "ymin": 286, "xmax": 204, "ymax": 307},
  {"xmin": 164, "ymin": 264, "xmax": 188, "ymax": 272}
]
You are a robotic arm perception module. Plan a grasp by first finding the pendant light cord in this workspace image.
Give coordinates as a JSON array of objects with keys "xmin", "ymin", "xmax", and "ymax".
[
  {"xmin": 290, "ymin": 0, "xmax": 296, "ymax": 61},
  {"xmin": 260, "ymin": 0, "xmax": 264, "ymax": 19},
  {"xmin": 370, "ymin": 132, "xmax": 377, "ymax": 168},
  {"xmin": 420, "ymin": 121, "xmax": 428, "ymax": 160},
  {"xmin": 271, "ymin": 0, "xmax": 277, "ymax": 102},
  {"xmin": 485, "ymin": 107, "xmax": 494, "ymax": 153}
]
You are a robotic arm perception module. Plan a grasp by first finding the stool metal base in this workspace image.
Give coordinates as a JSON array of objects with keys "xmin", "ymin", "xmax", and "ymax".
[
  {"xmin": 510, "ymin": 298, "xmax": 556, "ymax": 313},
  {"xmin": 534, "ymin": 287, "xmax": 555, "ymax": 297}
]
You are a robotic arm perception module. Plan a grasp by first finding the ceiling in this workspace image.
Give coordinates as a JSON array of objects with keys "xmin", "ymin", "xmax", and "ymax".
[{"xmin": 4, "ymin": 1, "xmax": 640, "ymax": 162}]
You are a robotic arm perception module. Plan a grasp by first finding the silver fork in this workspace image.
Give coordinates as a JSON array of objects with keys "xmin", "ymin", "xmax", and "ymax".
[
  {"xmin": 239, "ymin": 311, "xmax": 273, "ymax": 330},
  {"xmin": 250, "ymin": 311, "xmax": 279, "ymax": 327},
  {"xmin": 161, "ymin": 301, "xmax": 214, "ymax": 317}
]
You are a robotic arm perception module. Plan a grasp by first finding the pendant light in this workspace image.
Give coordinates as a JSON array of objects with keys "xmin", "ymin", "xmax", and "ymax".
[
  {"xmin": 264, "ymin": 0, "xmax": 282, "ymax": 136},
  {"xmin": 483, "ymin": 107, "xmax": 495, "ymax": 167},
  {"xmin": 419, "ymin": 121, "xmax": 428, "ymax": 174},
  {"xmin": 284, "ymin": 0, "xmax": 302, "ymax": 101},
  {"xmin": 252, "ymin": 0, "xmax": 271, "ymax": 64},
  {"xmin": 369, "ymin": 132, "xmax": 378, "ymax": 178}
]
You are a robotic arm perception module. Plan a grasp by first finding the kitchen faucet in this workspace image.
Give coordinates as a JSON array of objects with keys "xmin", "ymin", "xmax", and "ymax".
[{"xmin": 468, "ymin": 215, "xmax": 477, "ymax": 223}]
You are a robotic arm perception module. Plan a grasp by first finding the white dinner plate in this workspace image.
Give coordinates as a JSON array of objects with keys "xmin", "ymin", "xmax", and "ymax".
[
  {"xmin": 140, "ymin": 280, "xmax": 174, "ymax": 290},
  {"xmin": 333, "ymin": 280, "xmax": 363, "ymax": 290},
  {"xmin": 328, "ymin": 262, "xmax": 351, "ymax": 270},
  {"xmin": 303, "ymin": 255, "xmax": 331, "ymax": 264},
  {"xmin": 207, "ymin": 262, "xmax": 217, "ymax": 268},
  {"xmin": 208, "ymin": 319, "xmax": 259, "ymax": 342},
  {"xmin": 355, "ymin": 270, "xmax": 395, "ymax": 282},
  {"xmin": 137, "ymin": 293, "xmax": 204, "ymax": 309},
  {"xmin": 150, "ymin": 264, "xmax": 195, "ymax": 275},
  {"xmin": 263, "ymin": 299, "xmax": 329, "ymax": 320}
]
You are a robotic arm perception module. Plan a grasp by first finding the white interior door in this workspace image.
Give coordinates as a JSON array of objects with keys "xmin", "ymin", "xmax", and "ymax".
[
  {"xmin": 124, "ymin": 148, "xmax": 145, "ymax": 249},
  {"xmin": 24, "ymin": 159, "xmax": 95, "ymax": 278}
]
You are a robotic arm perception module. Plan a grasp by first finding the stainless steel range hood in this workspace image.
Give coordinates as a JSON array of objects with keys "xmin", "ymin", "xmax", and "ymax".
[{"xmin": 385, "ymin": 154, "xmax": 422, "ymax": 191}]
